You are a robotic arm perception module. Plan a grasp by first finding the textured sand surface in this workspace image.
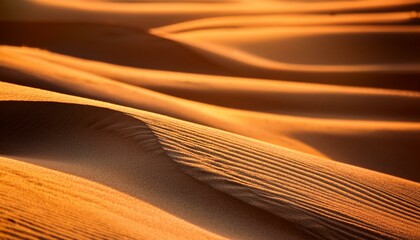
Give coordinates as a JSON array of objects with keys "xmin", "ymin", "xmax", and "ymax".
[
  {"xmin": 0, "ymin": 156, "xmax": 223, "ymax": 240},
  {"xmin": 1, "ymin": 0, "xmax": 420, "ymax": 239},
  {"xmin": 0, "ymin": 82, "xmax": 419, "ymax": 239}
]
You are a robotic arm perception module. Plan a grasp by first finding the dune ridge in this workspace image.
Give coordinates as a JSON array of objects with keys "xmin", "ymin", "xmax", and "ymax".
[
  {"xmin": 0, "ymin": 85, "xmax": 311, "ymax": 240},
  {"xmin": 3, "ymin": 46, "xmax": 420, "ymax": 120},
  {"xmin": 20, "ymin": 0, "xmax": 420, "ymax": 15},
  {"xmin": 3, "ymin": 0, "xmax": 419, "ymax": 31},
  {"xmin": 152, "ymin": 24, "xmax": 420, "ymax": 89},
  {"xmin": 1, "ymin": 82, "xmax": 419, "ymax": 239},
  {"xmin": 0, "ymin": 21, "xmax": 230, "ymax": 74},
  {"xmin": 141, "ymin": 113, "xmax": 420, "ymax": 239},
  {"xmin": 1, "ymin": 46, "xmax": 420, "ymax": 182},
  {"xmin": 153, "ymin": 12, "xmax": 420, "ymax": 33}
]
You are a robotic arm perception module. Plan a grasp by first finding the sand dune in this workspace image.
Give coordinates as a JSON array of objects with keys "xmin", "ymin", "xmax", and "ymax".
[
  {"xmin": 0, "ymin": 82, "xmax": 418, "ymax": 239},
  {"xmin": 2, "ymin": 1, "xmax": 419, "ymax": 88},
  {"xmin": 144, "ymin": 108, "xmax": 420, "ymax": 240},
  {"xmin": 154, "ymin": 12, "xmax": 420, "ymax": 33},
  {"xmin": 2, "ymin": 0, "xmax": 420, "ymax": 239},
  {"xmin": 1, "ymin": 46, "xmax": 420, "ymax": 182},
  {"xmin": 0, "ymin": 21, "xmax": 230, "ymax": 74},
  {"xmin": 153, "ymin": 24, "xmax": 420, "ymax": 89},
  {"xmin": 2, "ymin": 20, "xmax": 419, "ymax": 89},
  {"xmin": 6, "ymin": 46, "xmax": 419, "ymax": 121},
  {"xmin": 155, "ymin": 26, "xmax": 420, "ymax": 65},
  {"xmin": 3, "ymin": 0, "xmax": 419, "ymax": 30},
  {"xmin": 13, "ymin": 0, "xmax": 420, "ymax": 16},
  {"xmin": 3, "ymin": 46, "xmax": 420, "ymax": 118},
  {"xmin": 0, "ymin": 156, "xmax": 223, "ymax": 240},
  {"xmin": 0, "ymin": 98, "xmax": 309, "ymax": 240}
]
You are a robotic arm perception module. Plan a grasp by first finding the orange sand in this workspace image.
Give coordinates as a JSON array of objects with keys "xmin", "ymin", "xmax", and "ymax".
[{"xmin": 1, "ymin": 0, "xmax": 419, "ymax": 239}]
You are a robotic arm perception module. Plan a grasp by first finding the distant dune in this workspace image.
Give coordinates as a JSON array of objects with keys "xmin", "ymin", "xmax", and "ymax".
[
  {"xmin": 0, "ymin": 21, "xmax": 230, "ymax": 74},
  {"xmin": 1, "ymin": 0, "xmax": 419, "ymax": 239}
]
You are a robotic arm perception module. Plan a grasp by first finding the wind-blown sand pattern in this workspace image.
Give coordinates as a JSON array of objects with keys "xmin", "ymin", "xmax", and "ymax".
[
  {"xmin": 0, "ymin": 156, "xmax": 222, "ymax": 240},
  {"xmin": 1, "ymin": 0, "xmax": 419, "ymax": 239}
]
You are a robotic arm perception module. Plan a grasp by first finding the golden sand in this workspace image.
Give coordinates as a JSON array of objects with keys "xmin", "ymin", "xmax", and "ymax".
[{"xmin": 1, "ymin": 0, "xmax": 419, "ymax": 239}]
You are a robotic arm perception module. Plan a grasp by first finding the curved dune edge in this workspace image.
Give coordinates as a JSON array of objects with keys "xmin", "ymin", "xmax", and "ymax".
[
  {"xmin": 2, "ymin": 46, "xmax": 420, "ymax": 182},
  {"xmin": 0, "ymin": 21, "xmax": 230, "ymax": 74},
  {"xmin": 141, "ymin": 114, "xmax": 420, "ymax": 239},
  {"xmin": 0, "ymin": 84, "xmax": 313, "ymax": 240},
  {"xmin": 26, "ymin": 0, "xmax": 420, "ymax": 15},
  {"xmin": 150, "ymin": 25, "xmax": 420, "ymax": 90},
  {"xmin": 3, "ymin": 0, "xmax": 419, "ymax": 31},
  {"xmin": 1, "ymin": 82, "xmax": 419, "ymax": 239},
  {"xmin": 4, "ymin": 45, "xmax": 420, "ymax": 122},
  {"xmin": 151, "ymin": 26, "xmax": 420, "ymax": 72},
  {"xmin": 153, "ymin": 12, "xmax": 420, "ymax": 33},
  {"xmin": 0, "ymin": 156, "xmax": 223, "ymax": 240}
]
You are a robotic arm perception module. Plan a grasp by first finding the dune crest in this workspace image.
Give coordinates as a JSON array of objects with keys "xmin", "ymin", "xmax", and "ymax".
[
  {"xmin": 152, "ymin": 24, "xmax": 420, "ymax": 90},
  {"xmin": 153, "ymin": 12, "xmax": 420, "ymax": 33},
  {"xmin": 142, "ymin": 111, "xmax": 420, "ymax": 239},
  {"xmin": 1, "ymin": 46, "xmax": 420, "ymax": 182},
  {"xmin": 1, "ymin": 82, "xmax": 419, "ymax": 239}
]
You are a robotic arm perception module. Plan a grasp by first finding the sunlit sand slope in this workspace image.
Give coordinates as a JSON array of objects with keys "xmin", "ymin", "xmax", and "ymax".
[
  {"xmin": 0, "ymin": 156, "xmax": 223, "ymax": 240},
  {"xmin": 0, "ymin": 83, "xmax": 311, "ymax": 240},
  {"xmin": 1, "ymin": 0, "xmax": 419, "ymax": 239},
  {"xmin": 153, "ymin": 22, "xmax": 420, "ymax": 89},
  {"xmin": 0, "ymin": 21, "xmax": 229, "ymax": 74},
  {"xmin": 154, "ymin": 12, "xmax": 420, "ymax": 33},
  {"xmin": 155, "ymin": 25, "xmax": 420, "ymax": 66},
  {"xmin": 4, "ymin": 46, "xmax": 418, "ymax": 121},
  {"xmin": 0, "ymin": 82, "xmax": 419, "ymax": 239},
  {"xmin": 143, "ymin": 110, "xmax": 420, "ymax": 240},
  {"xmin": 2, "ymin": 1, "xmax": 419, "ymax": 88},
  {"xmin": 1, "ymin": 46, "xmax": 420, "ymax": 182}
]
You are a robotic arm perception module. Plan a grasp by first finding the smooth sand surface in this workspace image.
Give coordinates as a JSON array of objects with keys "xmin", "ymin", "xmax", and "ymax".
[{"xmin": 1, "ymin": 0, "xmax": 419, "ymax": 239}]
